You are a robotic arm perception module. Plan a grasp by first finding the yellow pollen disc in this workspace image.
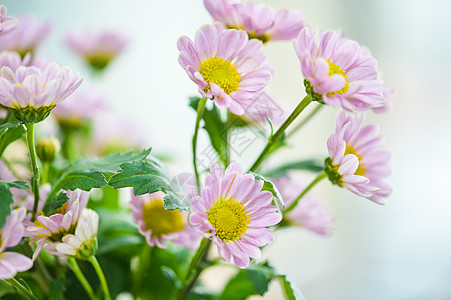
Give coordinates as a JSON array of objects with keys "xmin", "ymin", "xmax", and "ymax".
[
  {"xmin": 206, "ymin": 198, "xmax": 249, "ymax": 242},
  {"xmin": 326, "ymin": 59, "xmax": 349, "ymax": 96},
  {"xmin": 142, "ymin": 199, "xmax": 184, "ymax": 238},
  {"xmin": 199, "ymin": 57, "xmax": 241, "ymax": 95},
  {"xmin": 344, "ymin": 144, "xmax": 366, "ymax": 176}
]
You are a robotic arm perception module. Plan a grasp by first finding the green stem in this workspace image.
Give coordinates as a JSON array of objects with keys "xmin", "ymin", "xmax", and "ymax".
[
  {"xmin": 177, "ymin": 239, "xmax": 211, "ymax": 300},
  {"xmin": 249, "ymin": 95, "xmax": 312, "ymax": 172},
  {"xmin": 25, "ymin": 123, "xmax": 40, "ymax": 221},
  {"xmin": 68, "ymin": 257, "xmax": 96, "ymax": 300},
  {"xmin": 2, "ymin": 277, "xmax": 39, "ymax": 300},
  {"xmin": 1, "ymin": 157, "xmax": 24, "ymax": 181},
  {"xmin": 284, "ymin": 171, "xmax": 327, "ymax": 214},
  {"xmin": 88, "ymin": 256, "xmax": 111, "ymax": 300},
  {"xmin": 132, "ymin": 245, "xmax": 152, "ymax": 294},
  {"xmin": 192, "ymin": 97, "xmax": 207, "ymax": 187},
  {"xmin": 287, "ymin": 104, "xmax": 323, "ymax": 138}
]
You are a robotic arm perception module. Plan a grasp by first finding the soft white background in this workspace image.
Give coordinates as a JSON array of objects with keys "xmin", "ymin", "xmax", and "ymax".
[{"xmin": 5, "ymin": 0, "xmax": 451, "ymax": 299}]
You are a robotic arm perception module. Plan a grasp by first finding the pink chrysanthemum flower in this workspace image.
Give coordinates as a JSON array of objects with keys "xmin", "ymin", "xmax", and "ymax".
[
  {"xmin": 177, "ymin": 23, "xmax": 274, "ymax": 115},
  {"xmin": 0, "ymin": 208, "xmax": 33, "ymax": 279},
  {"xmin": 294, "ymin": 25, "xmax": 384, "ymax": 111},
  {"xmin": 52, "ymin": 87, "xmax": 105, "ymax": 127},
  {"xmin": 325, "ymin": 110, "xmax": 392, "ymax": 204},
  {"xmin": 66, "ymin": 30, "xmax": 128, "ymax": 71},
  {"xmin": 0, "ymin": 50, "xmax": 30, "ymax": 71},
  {"xmin": 204, "ymin": 0, "xmax": 305, "ymax": 43},
  {"xmin": 0, "ymin": 14, "xmax": 51, "ymax": 58},
  {"xmin": 372, "ymin": 85, "xmax": 394, "ymax": 113},
  {"xmin": 272, "ymin": 177, "xmax": 333, "ymax": 236},
  {"xmin": 130, "ymin": 191, "xmax": 200, "ymax": 249},
  {"xmin": 0, "ymin": 6, "xmax": 17, "ymax": 36},
  {"xmin": 190, "ymin": 163, "xmax": 282, "ymax": 268},
  {"xmin": 0, "ymin": 62, "xmax": 83, "ymax": 123},
  {"xmin": 26, "ymin": 189, "xmax": 89, "ymax": 260}
]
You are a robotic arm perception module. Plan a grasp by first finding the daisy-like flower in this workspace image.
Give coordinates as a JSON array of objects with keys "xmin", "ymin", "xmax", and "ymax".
[
  {"xmin": 0, "ymin": 208, "xmax": 33, "ymax": 279},
  {"xmin": 0, "ymin": 62, "xmax": 83, "ymax": 123},
  {"xmin": 26, "ymin": 189, "xmax": 89, "ymax": 260},
  {"xmin": 66, "ymin": 30, "xmax": 128, "ymax": 71},
  {"xmin": 325, "ymin": 110, "xmax": 392, "ymax": 204},
  {"xmin": 190, "ymin": 163, "xmax": 282, "ymax": 268},
  {"xmin": 55, "ymin": 209, "xmax": 99, "ymax": 260},
  {"xmin": 0, "ymin": 50, "xmax": 30, "ymax": 71},
  {"xmin": 177, "ymin": 23, "xmax": 274, "ymax": 115},
  {"xmin": 204, "ymin": 0, "xmax": 305, "ymax": 43},
  {"xmin": 0, "ymin": 14, "xmax": 51, "ymax": 58},
  {"xmin": 272, "ymin": 177, "xmax": 333, "ymax": 236},
  {"xmin": 52, "ymin": 87, "xmax": 105, "ymax": 128},
  {"xmin": 0, "ymin": 6, "xmax": 17, "ymax": 36},
  {"xmin": 130, "ymin": 191, "xmax": 200, "ymax": 249},
  {"xmin": 294, "ymin": 25, "xmax": 385, "ymax": 111}
]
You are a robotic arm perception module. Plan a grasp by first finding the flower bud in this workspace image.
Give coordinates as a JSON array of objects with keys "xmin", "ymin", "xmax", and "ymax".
[{"xmin": 36, "ymin": 136, "xmax": 60, "ymax": 163}]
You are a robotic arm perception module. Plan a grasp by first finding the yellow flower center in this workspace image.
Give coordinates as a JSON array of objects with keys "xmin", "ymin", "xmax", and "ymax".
[
  {"xmin": 206, "ymin": 198, "xmax": 249, "ymax": 242},
  {"xmin": 199, "ymin": 57, "xmax": 241, "ymax": 95},
  {"xmin": 142, "ymin": 199, "xmax": 184, "ymax": 238},
  {"xmin": 326, "ymin": 59, "xmax": 349, "ymax": 96},
  {"xmin": 344, "ymin": 144, "xmax": 366, "ymax": 176}
]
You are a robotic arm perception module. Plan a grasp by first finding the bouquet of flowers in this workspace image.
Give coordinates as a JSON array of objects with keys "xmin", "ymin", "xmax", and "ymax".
[{"xmin": 0, "ymin": 1, "xmax": 393, "ymax": 299}]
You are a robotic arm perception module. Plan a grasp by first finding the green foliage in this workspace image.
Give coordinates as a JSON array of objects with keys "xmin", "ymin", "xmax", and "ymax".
[
  {"xmin": 0, "ymin": 180, "xmax": 30, "ymax": 228},
  {"xmin": 50, "ymin": 148, "xmax": 151, "ymax": 196},
  {"xmin": 0, "ymin": 121, "xmax": 25, "ymax": 157},
  {"xmin": 42, "ymin": 192, "xmax": 69, "ymax": 216},
  {"xmin": 251, "ymin": 172, "xmax": 285, "ymax": 210},
  {"xmin": 277, "ymin": 275, "xmax": 305, "ymax": 300},
  {"xmin": 263, "ymin": 159, "xmax": 324, "ymax": 178}
]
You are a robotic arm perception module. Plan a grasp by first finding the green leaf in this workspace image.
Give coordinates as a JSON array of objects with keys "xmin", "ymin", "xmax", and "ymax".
[
  {"xmin": 220, "ymin": 270, "xmax": 255, "ymax": 300},
  {"xmin": 251, "ymin": 172, "xmax": 285, "ymax": 210},
  {"xmin": 277, "ymin": 275, "xmax": 305, "ymax": 300},
  {"xmin": 42, "ymin": 192, "xmax": 69, "ymax": 215},
  {"xmin": 50, "ymin": 148, "xmax": 151, "ymax": 196},
  {"xmin": 263, "ymin": 159, "xmax": 324, "ymax": 178},
  {"xmin": 0, "ymin": 180, "xmax": 30, "ymax": 228},
  {"xmin": 0, "ymin": 124, "xmax": 25, "ymax": 157},
  {"xmin": 163, "ymin": 193, "xmax": 189, "ymax": 212},
  {"xmin": 108, "ymin": 161, "xmax": 171, "ymax": 196},
  {"xmin": 245, "ymin": 265, "xmax": 274, "ymax": 296}
]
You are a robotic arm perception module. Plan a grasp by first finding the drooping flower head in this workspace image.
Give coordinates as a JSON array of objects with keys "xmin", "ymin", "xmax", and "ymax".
[
  {"xmin": 178, "ymin": 23, "xmax": 274, "ymax": 115},
  {"xmin": 0, "ymin": 6, "xmax": 17, "ymax": 36},
  {"xmin": 130, "ymin": 191, "xmax": 200, "ymax": 249},
  {"xmin": 0, "ymin": 63, "xmax": 83, "ymax": 123},
  {"xmin": 204, "ymin": 0, "xmax": 305, "ymax": 43},
  {"xmin": 0, "ymin": 14, "xmax": 51, "ymax": 58},
  {"xmin": 0, "ymin": 208, "xmax": 33, "ymax": 279},
  {"xmin": 66, "ymin": 30, "xmax": 128, "ymax": 71},
  {"xmin": 294, "ymin": 25, "xmax": 385, "ymax": 111},
  {"xmin": 272, "ymin": 177, "xmax": 333, "ymax": 236},
  {"xmin": 190, "ymin": 163, "xmax": 282, "ymax": 268},
  {"xmin": 26, "ymin": 189, "xmax": 89, "ymax": 260},
  {"xmin": 52, "ymin": 87, "xmax": 105, "ymax": 128},
  {"xmin": 325, "ymin": 110, "xmax": 392, "ymax": 204}
]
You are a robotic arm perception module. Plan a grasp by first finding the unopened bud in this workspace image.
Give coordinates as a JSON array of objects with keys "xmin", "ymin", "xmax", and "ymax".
[{"xmin": 37, "ymin": 136, "xmax": 60, "ymax": 163}]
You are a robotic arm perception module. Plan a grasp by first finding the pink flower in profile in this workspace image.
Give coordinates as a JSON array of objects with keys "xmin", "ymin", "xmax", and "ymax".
[
  {"xmin": 0, "ymin": 208, "xmax": 33, "ymax": 279},
  {"xmin": 294, "ymin": 25, "xmax": 385, "ymax": 111},
  {"xmin": 272, "ymin": 177, "xmax": 333, "ymax": 236},
  {"xmin": 204, "ymin": 0, "xmax": 305, "ymax": 43},
  {"xmin": 0, "ymin": 6, "xmax": 17, "ymax": 35},
  {"xmin": 190, "ymin": 163, "xmax": 282, "ymax": 268},
  {"xmin": 0, "ymin": 62, "xmax": 83, "ymax": 123},
  {"xmin": 178, "ymin": 23, "xmax": 274, "ymax": 115},
  {"xmin": 325, "ymin": 110, "xmax": 392, "ymax": 204},
  {"xmin": 52, "ymin": 87, "xmax": 105, "ymax": 126},
  {"xmin": 66, "ymin": 30, "xmax": 128, "ymax": 71},
  {"xmin": 130, "ymin": 191, "xmax": 200, "ymax": 249},
  {"xmin": 0, "ymin": 50, "xmax": 30, "ymax": 71},
  {"xmin": 26, "ymin": 190, "xmax": 89, "ymax": 260},
  {"xmin": 0, "ymin": 14, "xmax": 51, "ymax": 56}
]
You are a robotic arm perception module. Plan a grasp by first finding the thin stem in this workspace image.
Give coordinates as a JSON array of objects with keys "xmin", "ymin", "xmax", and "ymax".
[
  {"xmin": 68, "ymin": 257, "xmax": 96, "ymax": 300},
  {"xmin": 89, "ymin": 256, "xmax": 111, "ymax": 300},
  {"xmin": 2, "ymin": 277, "xmax": 39, "ymax": 300},
  {"xmin": 25, "ymin": 123, "xmax": 40, "ymax": 221},
  {"xmin": 249, "ymin": 95, "xmax": 312, "ymax": 172},
  {"xmin": 287, "ymin": 104, "xmax": 323, "ymax": 138},
  {"xmin": 1, "ymin": 157, "xmax": 24, "ymax": 181},
  {"xmin": 177, "ymin": 239, "xmax": 211, "ymax": 300},
  {"xmin": 284, "ymin": 171, "xmax": 327, "ymax": 214},
  {"xmin": 192, "ymin": 97, "xmax": 207, "ymax": 187}
]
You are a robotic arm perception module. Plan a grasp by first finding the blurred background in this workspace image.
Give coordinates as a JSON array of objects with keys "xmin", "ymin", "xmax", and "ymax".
[{"xmin": 4, "ymin": 0, "xmax": 451, "ymax": 299}]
